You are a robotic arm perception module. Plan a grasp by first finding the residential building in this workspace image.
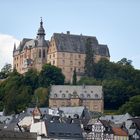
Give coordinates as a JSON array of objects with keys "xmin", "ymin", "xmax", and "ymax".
[
  {"xmin": 13, "ymin": 19, "xmax": 110, "ymax": 82},
  {"xmin": 85, "ymin": 119, "xmax": 114, "ymax": 140},
  {"xmin": 49, "ymin": 85, "xmax": 104, "ymax": 112},
  {"xmin": 112, "ymin": 127, "xmax": 129, "ymax": 140}
]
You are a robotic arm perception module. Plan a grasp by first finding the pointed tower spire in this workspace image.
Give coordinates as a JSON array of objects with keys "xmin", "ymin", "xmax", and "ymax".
[
  {"xmin": 13, "ymin": 43, "xmax": 16, "ymax": 52},
  {"xmin": 37, "ymin": 17, "xmax": 45, "ymax": 36}
]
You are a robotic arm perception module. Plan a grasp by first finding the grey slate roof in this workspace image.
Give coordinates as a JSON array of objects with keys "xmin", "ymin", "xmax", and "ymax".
[
  {"xmin": 53, "ymin": 33, "xmax": 110, "ymax": 57},
  {"xmin": 45, "ymin": 121, "xmax": 83, "ymax": 139},
  {"xmin": 50, "ymin": 85, "xmax": 103, "ymax": 99}
]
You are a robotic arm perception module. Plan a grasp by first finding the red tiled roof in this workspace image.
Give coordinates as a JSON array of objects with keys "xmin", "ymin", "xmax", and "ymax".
[{"xmin": 112, "ymin": 127, "xmax": 128, "ymax": 136}]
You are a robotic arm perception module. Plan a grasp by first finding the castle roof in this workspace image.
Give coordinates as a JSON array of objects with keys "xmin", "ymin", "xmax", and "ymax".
[{"xmin": 53, "ymin": 32, "xmax": 110, "ymax": 57}]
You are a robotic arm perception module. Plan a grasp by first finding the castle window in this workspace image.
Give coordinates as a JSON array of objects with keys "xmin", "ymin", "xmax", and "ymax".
[
  {"xmin": 50, "ymin": 55, "xmax": 51, "ymax": 59},
  {"xmin": 53, "ymin": 54, "xmax": 55, "ymax": 57},
  {"xmin": 53, "ymin": 60, "xmax": 55, "ymax": 65},
  {"xmin": 62, "ymin": 60, "xmax": 65, "ymax": 65},
  {"xmin": 62, "ymin": 94, "xmax": 65, "ymax": 98},
  {"xmin": 70, "ymin": 53, "xmax": 73, "ymax": 58},
  {"xmin": 78, "ymin": 54, "xmax": 81, "ymax": 58},
  {"xmin": 54, "ymin": 93, "xmax": 57, "ymax": 98},
  {"xmin": 39, "ymin": 49, "xmax": 41, "ymax": 58},
  {"xmin": 78, "ymin": 61, "xmax": 81, "ymax": 65},
  {"xmin": 43, "ymin": 49, "xmax": 45, "ymax": 58}
]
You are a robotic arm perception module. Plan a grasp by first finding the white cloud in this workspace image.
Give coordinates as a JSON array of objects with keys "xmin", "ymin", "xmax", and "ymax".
[{"xmin": 0, "ymin": 34, "xmax": 20, "ymax": 70}]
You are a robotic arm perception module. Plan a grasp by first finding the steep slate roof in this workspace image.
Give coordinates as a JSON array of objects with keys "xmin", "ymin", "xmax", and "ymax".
[
  {"xmin": 45, "ymin": 121, "xmax": 83, "ymax": 139},
  {"xmin": 15, "ymin": 38, "xmax": 48, "ymax": 52},
  {"xmin": 129, "ymin": 117, "xmax": 140, "ymax": 130},
  {"xmin": 53, "ymin": 33, "xmax": 110, "ymax": 57},
  {"xmin": 50, "ymin": 85, "xmax": 103, "ymax": 99}
]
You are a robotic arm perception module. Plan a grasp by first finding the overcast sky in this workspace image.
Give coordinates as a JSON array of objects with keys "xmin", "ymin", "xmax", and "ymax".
[{"xmin": 0, "ymin": 0, "xmax": 140, "ymax": 70}]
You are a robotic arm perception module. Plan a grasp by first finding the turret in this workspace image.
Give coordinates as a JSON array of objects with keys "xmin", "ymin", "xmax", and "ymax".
[{"xmin": 37, "ymin": 17, "xmax": 45, "ymax": 40}]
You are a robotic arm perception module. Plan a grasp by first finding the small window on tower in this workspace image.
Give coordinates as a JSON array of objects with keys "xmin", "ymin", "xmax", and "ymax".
[
  {"xmin": 43, "ymin": 49, "xmax": 45, "ymax": 58},
  {"xmin": 39, "ymin": 49, "xmax": 41, "ymax": 58}
]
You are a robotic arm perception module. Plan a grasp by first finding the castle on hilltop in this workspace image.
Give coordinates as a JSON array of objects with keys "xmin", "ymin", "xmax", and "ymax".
[{"xmin": 13, "ymin": 19, "xmax": 110, "ymax": 82}]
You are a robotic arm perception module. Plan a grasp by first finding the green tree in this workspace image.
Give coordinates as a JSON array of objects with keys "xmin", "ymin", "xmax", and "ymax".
[
  {"xmin": 118, "ymin": 95, "xmax": 140, "ymax": 116},
  {"xmin": 117, "ymin": 58, "xmax": 132, "ymax": 66},
  {"xmin": 84, "ymin": 38, "xmax": 95, "ymax": 77},
  {"xmin": 72, "ymin": 68, "xmax": 77, "ymax": 85},
  {"xmin": 0, "ymin": 64, "xmax": 12, "ymax": 79},
  {"xmin": 32, "ymin": 87, "xmax": 49, "ymax": 107},
  {"xmin": 39, "ymin": 64, "xmax": 65, "ymax": 87},
  {"xmin": 78, "ymin": 76, "xmax": 101, "ymax": 85},
  {"xmin": 23, "ymin": 69, "xmax": 39, "ymax": 90}
]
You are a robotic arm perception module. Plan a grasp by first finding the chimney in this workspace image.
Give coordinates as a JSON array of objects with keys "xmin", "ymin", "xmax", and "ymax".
[{"xmin": 67, "ymin": 31, "xmax": 70, "ymax": 35}]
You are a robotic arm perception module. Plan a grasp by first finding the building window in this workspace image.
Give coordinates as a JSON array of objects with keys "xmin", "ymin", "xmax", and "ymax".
[
  {"xmin": 70, "ymin": 68, "xmax": 73, "ymax": 71},
  {"xmin": 39, "ymin": 49, "xmax": 41, "ymax": 58},
  {"xmin": 70, "ymin": 54, "xmax": 73, "ymax": 58},
  {"xmin": 43, "ymin": 49, "xmax": 45, "ymax": 58},
  {"xmin": 62, "ymin": 60, "xmax": 65, "ymax": 65},
  {"xmin": 53, "ymin": 60, "xmax": 55, "ymax": 65},
  {"xmin": 66, "ymin": 90, "xmax": 68, "ymax": 93},
  {"xmin": 78, "ymin": 61, "xmax": 81, "ymax": 65},
  {"xmin": 91, "ymin": 91, "xmax": 93, "ymax": 93},
  {"xmin": 78, "ymin": 69, "xmax": 80, "ymax": 72},
  {"xmin": 49, "ymin": 55, "xmax": 51, "ymax": 59},
  {"xmin": 62, "ymin": 94, "xmax": 65, "ymax": 98},
  {"xmin": 63, "ymin": 53, "xmax": 65, "ymax": 57},
  {"xmin": 59, "ymin": 90, "xmax": 62, "ymax": 93},
  {"xmin": 70, "ymin": 61, "xmax": 73, "ymax": 65},
  {"xmin": 78, "ymin": 54, "xmax": 81, "ymax": 58},
  {"xmin": 53, "ymin": 53, "xmax": 55, "ymax": 57}
]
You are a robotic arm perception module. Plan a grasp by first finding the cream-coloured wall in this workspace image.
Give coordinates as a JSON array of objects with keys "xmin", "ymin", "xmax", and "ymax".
[{"xmin": 49, "ymin": 98, "xmax": 103, "ymax": 112}]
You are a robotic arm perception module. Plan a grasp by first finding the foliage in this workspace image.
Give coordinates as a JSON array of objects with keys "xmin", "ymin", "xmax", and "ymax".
[
  {"xmin": 0, "ymin": 63, "xmax": 65, "ymax": 114},
  {"xmin": 78, "ymin": 76, "xmax": 101, "ymax": 85},
  {"xmin": 72, "ymin": 68, "xmax": 77, "ymax": 85},
  {"xmin": 84, "ymin": 38, "xmax": 95, "ymax": 77},
  {"xmin": 0, "ymin": 64, "xmax": 12, "ymax": 79},
  {"xmin": 32, "ymin": 87, "xmax": 49, "ymax": 107},
  {"xmin": 39, "ymin": 64, "xmax": 65, "ymax": 87},
  {"xmin": 118, "ymin": 95, "xmax": 140, "ymax": 116},
  {"xmin": 23, "ymin": 69, "xmax": 39, "ymax": 90}
]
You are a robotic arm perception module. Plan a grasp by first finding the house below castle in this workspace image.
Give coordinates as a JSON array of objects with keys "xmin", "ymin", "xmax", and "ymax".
[{"xmin": 49, "ymin": 85, "xmax": 104, "ymax": 113}]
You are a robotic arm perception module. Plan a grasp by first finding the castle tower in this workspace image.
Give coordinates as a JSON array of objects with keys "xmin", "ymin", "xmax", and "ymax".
[{"xmin": 36, "ymin": 17, "xmax": 46, "ymax": 46}]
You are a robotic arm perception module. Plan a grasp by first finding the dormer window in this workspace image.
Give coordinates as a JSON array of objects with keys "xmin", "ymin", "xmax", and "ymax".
[
  {"xmin": 62, "ymin": 94, "xmax": 65, "ymax": 98},
  {"xmin": 54, "ymin": 93, "xmax": 57, "ymax": 98},
  {"xmin": 87, "ymin": 94, "xmax": 90, "ymax": 98}
]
